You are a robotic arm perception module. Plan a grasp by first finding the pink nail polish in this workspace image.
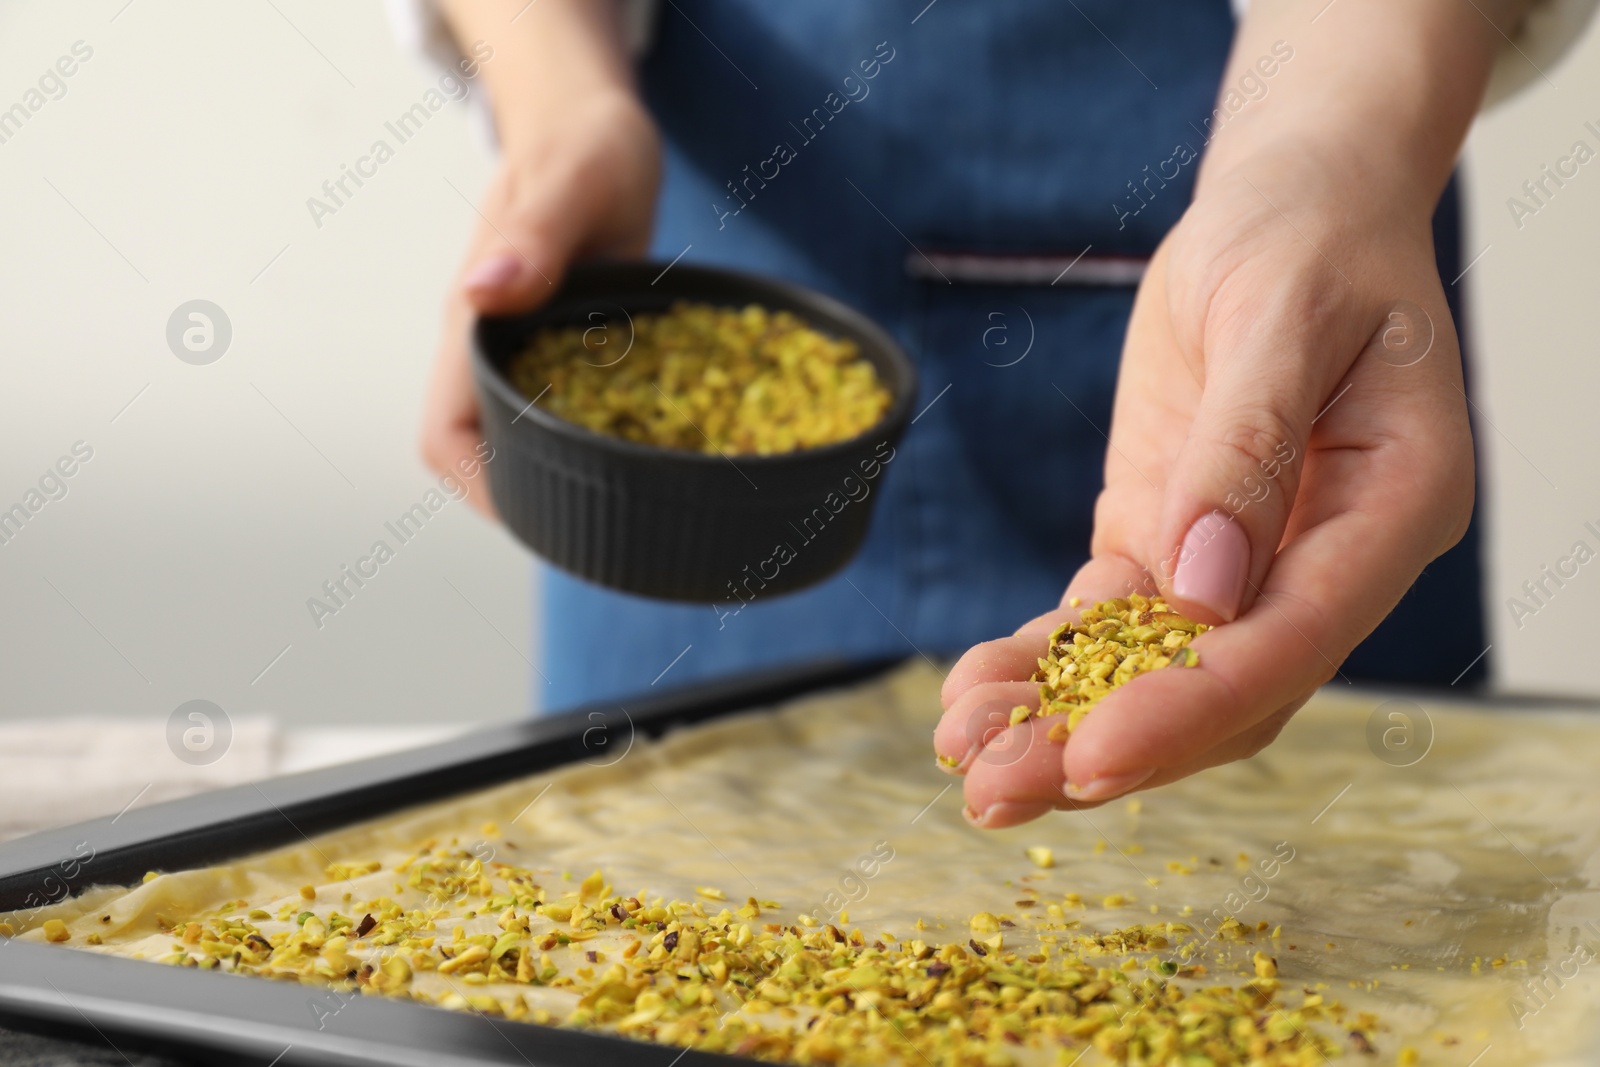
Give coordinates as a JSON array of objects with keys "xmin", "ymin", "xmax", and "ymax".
[
  {"xmin": 463, "ymin": 253, "xmax": 522, "ymax": 292},
  {"xmin": 1172, "ymin": 513, "xmax": 1249, "ymax": 621},
  {"xmin": 1063, "ymin": 768, "xmax": 1155, "ymax": 803}
]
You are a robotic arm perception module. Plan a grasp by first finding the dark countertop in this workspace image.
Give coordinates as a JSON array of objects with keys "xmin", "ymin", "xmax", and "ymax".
[{"xmin": 0, "ymin": 1027, "xmax": 183, "ymax": 1066}]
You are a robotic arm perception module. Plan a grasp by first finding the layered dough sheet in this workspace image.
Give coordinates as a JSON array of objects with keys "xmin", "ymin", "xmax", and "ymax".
[{"xmin": 7, "ymin": 664, "xmax": 1600, "ymax": 1064}]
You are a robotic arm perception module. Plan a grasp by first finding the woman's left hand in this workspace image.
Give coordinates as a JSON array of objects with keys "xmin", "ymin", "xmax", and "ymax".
[{"xmin": 934, "ymin": 141, "xmax": 1476, "ymax": 828}]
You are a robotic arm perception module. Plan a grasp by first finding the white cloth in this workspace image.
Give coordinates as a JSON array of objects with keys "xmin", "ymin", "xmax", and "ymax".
[
  {"xmin": 0, "ymin": 719, "xmax": 466, "ymax": 842},
  {"xmin": 0, "ymin": 718, "xmax": 278, "ymax": 842}
]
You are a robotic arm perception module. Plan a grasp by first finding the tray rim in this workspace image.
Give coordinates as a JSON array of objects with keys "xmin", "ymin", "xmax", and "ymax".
[{"xmin": 0, "ymin": 655, "xmax": 905, "ymax": 1067}]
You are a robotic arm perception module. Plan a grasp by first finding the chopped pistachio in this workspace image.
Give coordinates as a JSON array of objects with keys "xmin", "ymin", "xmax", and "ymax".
[
  {"xmin": 35, "ymin": 848, "xmax": 1349, "ymax": 1066},
  {"xmin": 510, "ymin": 302, "xmax": 892, "ymax": 456},
  {"xmin": 1027, "ymin": 595, "xmax": 1208, "ymax": 733},
  {"xmin": 969, "ymin": 912, "xmax": 1001, "ymax": 933}
]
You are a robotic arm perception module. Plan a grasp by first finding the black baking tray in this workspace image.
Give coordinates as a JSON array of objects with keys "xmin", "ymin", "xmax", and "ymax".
[{"xmin": 0, "ymin": 656, "xmax": 904, "ymax": 1066}]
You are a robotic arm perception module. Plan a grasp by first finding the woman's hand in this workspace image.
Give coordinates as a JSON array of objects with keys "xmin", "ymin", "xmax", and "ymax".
[
  {"xmin": 933, "ymin": 0, "xmax": 1532, "ymax": 828},
  {"xmin": 936, "ymin": 141, "xmax": 1475, "ymax": 827},
  {"xmin": 423, "ymin": 0, "xmax": 661, "ymax": 514}
]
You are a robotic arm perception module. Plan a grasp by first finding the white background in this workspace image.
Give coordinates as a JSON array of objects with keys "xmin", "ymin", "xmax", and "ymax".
[
  {"xmin": 0, "ymin": 1, "xmax": 1596, "ymax": 734},
  {"xmin": 1468, "ymin": 34, "xmax": 1600, "ymax": 699},
  {"xmin": 0, "ymin": 1, "xmax": 534, "ymax": 728}
]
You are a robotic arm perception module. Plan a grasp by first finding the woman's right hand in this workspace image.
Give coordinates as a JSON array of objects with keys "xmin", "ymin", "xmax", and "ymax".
[{"xmin": 422, "ymin": 2, "xmax": 662, "ymax": 515}]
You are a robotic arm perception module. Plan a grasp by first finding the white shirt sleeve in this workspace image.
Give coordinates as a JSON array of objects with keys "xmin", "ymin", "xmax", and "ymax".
[
  {"xmin": 383, "ymin": 0, "xmax": 659, "ymax": 151},
  {"xmin": 390, "ymin": 0, "xmax": 1594, "ymax": 122},
  {"xmin": 1229, "ymin": 0, "xmax": 1599, "ymax": 107},
  {"xmin": 385, "ymin": 0, "xmax": 658, "ymax": 64},
  {"xmin": 1480, "ymin": 0, "xmax": 1600, "ymax": 104}
]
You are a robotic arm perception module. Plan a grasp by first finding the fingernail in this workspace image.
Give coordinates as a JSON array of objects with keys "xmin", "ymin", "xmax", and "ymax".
[
  {"xmin": 1063, "ymin": 768, "xmax": 1155, "ymax": 803},
  {"xmin": 940, "ymin": 700, "xmax": 1020, "ymax": 775},
  {"xmin": 1172, "ymin": 513, "xmax": 1249, "ymax": 621},
  {"xmin": 962, "ymin": 800, "xmax": 1054, "ymax": 829},
  {"xmin": 463, "ymin": 253, "xmax": 521, "ymax": 292}
]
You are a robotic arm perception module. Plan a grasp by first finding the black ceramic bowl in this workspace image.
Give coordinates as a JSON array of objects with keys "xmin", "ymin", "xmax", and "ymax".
[{"xmin": 472, "ymin": 262, "xmax": 917, "ymax": 603}]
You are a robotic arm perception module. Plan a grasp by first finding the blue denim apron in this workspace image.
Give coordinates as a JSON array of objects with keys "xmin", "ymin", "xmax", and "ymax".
[{"xmin": 537, "ymin": 0, "xmax": 1486, "ymax": 709}]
